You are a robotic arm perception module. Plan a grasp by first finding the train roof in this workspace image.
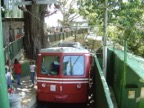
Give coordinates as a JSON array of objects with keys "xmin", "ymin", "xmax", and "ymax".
[
  {"xmin": 58, "ymin": 41, "xmax": 85, "ymax": 49},
  {"xmin": 39, "ymin": 47, "xmax": 90, "ymax": 54}
]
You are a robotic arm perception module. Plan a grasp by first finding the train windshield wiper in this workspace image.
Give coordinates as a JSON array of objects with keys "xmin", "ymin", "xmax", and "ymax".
[{"xmin": 69, "ymin": 56, "xmax": 80, "ymax": 75}]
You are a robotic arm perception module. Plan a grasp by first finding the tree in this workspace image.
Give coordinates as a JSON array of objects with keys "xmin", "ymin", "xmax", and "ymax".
[
  {"xmin": 56, "ymin": 0, "xmax": 80, "ymax": 26},
  {"xmin": 109, "ymin": 0, "xmax": 144, "ymax": 55},
  {"xmin": 19, "ymin": 1, "xmax": 59, "ymax": 59},
  {"xmin": 19, "ymin": 0, "xmax": 80, "ymax": 59},
  {"xmin": 79, "ymin": 0, "xmax": 144, "ymax": 56},
  {"xmin": 22, "ymin": 4, "xmax": 45, "ymax": 59}
]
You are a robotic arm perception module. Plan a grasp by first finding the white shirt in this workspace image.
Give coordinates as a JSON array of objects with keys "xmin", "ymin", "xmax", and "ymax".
[
  {"xmin": 5, "ymin": 65, "xmax": 10, "ymax": 71},
  {"xmin": 6, "ymin": 72, "xmax": 11, "ymax": 78},
  {"xmin": 54, "ymin": 61, "xmax": 60, "ymax": 65},
  {"xmin": 5, "ymin": 71, "xmax": 12, "ymax": 86},
  {"xmin": 30, "ymin": 64, "xmax": 36, "ymax": 72}
]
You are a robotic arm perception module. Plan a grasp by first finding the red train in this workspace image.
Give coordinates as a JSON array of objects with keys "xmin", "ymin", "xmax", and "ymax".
[{"xmin": 36, "ymin": 42, "xmax": 92, "ymax": 103}]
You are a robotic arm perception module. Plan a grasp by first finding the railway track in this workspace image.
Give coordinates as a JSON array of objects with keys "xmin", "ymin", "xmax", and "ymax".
[{"xmin": 36, "ymin": 102, "xmax": 88, "ymax": 108}]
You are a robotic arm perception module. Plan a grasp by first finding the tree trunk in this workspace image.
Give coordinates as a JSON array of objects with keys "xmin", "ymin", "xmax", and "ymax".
[{"xmin": 23, "ymin": 3, "xmax": 47, "ymax": 59}]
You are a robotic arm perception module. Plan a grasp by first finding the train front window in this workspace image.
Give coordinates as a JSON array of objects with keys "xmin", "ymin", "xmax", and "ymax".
[
  {"xmin": 41, "ymin": 56, "xmax": 60, "ymax": 75},
  {"xmin": 63, "ymin": 56, "xmax": 84, "ymax": 76}
]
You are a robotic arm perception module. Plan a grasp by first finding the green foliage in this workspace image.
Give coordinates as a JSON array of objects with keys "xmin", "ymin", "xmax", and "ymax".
[
  {"xmin": 79, "ymin": 1, "xmax": 101, "ymax": 27},
  {"xmin": 57, "ymin": 0, "xmax": 80, "ymax": 26},
  {"xmin": 79, "ymin": 0, "xmax": 144, "ymax": 56}
]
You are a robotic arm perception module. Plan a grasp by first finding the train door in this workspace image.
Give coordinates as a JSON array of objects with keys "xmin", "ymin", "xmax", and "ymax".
[
  {"xmin": 61, "ymin": 55, "xmax": 89, "ymax": 103},
  {"xmin": 37, "ymin": 55, "xmax": 62, "ymax": 102}
]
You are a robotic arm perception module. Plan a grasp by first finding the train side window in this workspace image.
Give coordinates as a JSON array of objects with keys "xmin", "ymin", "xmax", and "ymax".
[
  {"xmin": 63, "ymin": 56, "xmax": 84, "ymax": 76},
  {"xmin": 41, "ymin": 56, "xmax": 60, "ymax": 75}
]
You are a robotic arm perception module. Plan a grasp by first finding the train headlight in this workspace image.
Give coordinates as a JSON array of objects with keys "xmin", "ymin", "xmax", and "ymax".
[{"xmin": 42, "ymin": 83, "xmax": 46, "ymax": 87}]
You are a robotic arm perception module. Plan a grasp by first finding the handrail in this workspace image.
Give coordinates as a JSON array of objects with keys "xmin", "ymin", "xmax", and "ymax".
[{"xmin": 92, "ymin": 53, "xmax": 114, "ymax": 108}]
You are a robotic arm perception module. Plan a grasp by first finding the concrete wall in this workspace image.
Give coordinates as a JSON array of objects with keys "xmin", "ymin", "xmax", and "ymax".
[{"xmin": 2, "ymin": 22, "xmax": 9, "ymax": 46}]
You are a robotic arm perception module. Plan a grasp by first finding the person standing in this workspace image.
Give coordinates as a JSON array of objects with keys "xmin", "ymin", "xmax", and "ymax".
[
  {"xmin": 50, "ymin": 57, "xmax": 60, "ymax": 74},
  {"xmin": 13, "ymin": 58, "xmax": 22, "ymax": 86},
  {"xmin": 5, "ymin": 59, "xmax": 15, "ymax": 83},
  {"xmin": 30, "ymin": 61, "xmax": 36, "ymax": 87},
  {"xmin": 5, "ymin": 68, "xmax": 12, "ymax": 88}
]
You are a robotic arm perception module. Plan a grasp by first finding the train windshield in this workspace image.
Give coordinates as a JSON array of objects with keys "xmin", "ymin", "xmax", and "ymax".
[
  {"xmin": 40, "ymin": 55, "xmax": 84, "ymax": 76},
  {"xmin": 63, "ymin": 56, "xmax": 84, "ymax": 76},
  {"xmin": 41, "ymin": 56, "xmax": 60, "ymax": 75}
]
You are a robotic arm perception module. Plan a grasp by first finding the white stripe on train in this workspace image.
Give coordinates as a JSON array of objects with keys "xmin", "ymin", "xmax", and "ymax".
[
  {"xmin": 37, "ymin": 80, "xmax": 89, "ymax": 84},
  {"xmin": 37, "ymin": 77, "xmax": 89, "ymax": 81}
]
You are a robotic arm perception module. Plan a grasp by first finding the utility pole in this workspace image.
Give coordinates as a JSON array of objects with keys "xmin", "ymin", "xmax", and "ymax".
[
  {"xmin": 103, "ymin": 0, "xmax": 108, "ymax": 78},
  {"xmin": 0, "ymin": 2, "xmax": 10, "ymax": 108}
]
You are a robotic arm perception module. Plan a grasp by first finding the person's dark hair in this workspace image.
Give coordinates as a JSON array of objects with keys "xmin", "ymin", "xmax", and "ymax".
[
  {"xmin": 14, "ymin": 58, "xmax": 19, "ymax": 64},
  {"xmin": 6, "ymin": 60, "xmax": 10, "ymax": 65},
  {"xmin": 30, "ymin": 61, "xmax": 34, "ymax": 65},
  {"xmin": 55, "ymin": 57, "xmax": 60, "ymax": 62}
]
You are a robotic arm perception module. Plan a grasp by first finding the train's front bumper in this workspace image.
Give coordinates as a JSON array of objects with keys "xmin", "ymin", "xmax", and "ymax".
[{"xmin": 37, "ymin": 92, "xmax": 88, "ymax": 103}]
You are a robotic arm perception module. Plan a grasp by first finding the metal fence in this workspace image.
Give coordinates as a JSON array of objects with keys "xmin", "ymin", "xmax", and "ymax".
[
  {"xmin": 49, "ymin": 31, "xmax": 74, "ymax": 42},
  {"xmin": 4, "ymin": 36, "xmax": 24, "ymax": 62},
  {"xmin": 3, "ymin": 29, "xmax": 84, "ymax": 62}
]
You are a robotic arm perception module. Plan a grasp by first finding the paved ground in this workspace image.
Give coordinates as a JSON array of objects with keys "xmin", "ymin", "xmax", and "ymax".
[
  {"xmin": 10, "ymin": 76, "xmax": 36, "ymax": 108},
  {"xmin": 8, "ymin": 49, "xmax": 36, "ymax": 108}
]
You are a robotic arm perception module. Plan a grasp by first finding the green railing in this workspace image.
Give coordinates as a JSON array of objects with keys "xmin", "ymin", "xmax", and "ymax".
[
  {"xmin": 48, "ymin": 30, "xmax": 76, "ymax": 43},
  {"xmin": 3, "ymin": 30, "xmax": 76, "ymax": 62},
  {"xmin": 4, "ymin": 36, "xmax": 24, "ymax": 61},
  {"xmin": 91, "ymin": 53, "xmax": 114, "ymax": 108}
]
